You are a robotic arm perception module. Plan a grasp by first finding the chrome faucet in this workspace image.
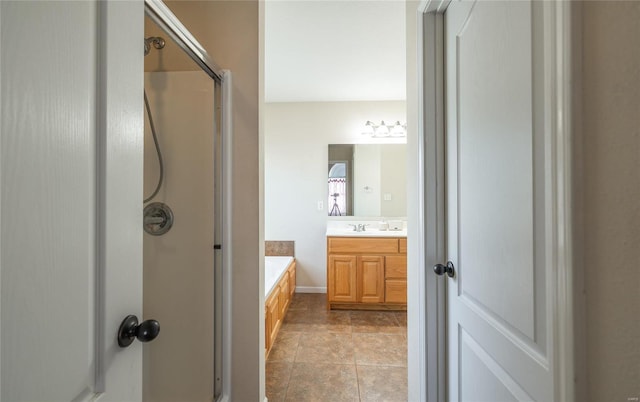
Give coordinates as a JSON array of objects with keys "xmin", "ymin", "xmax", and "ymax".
[{"xmin": 349, "ymin": 223, "xmax": 370, "ymax": 232}]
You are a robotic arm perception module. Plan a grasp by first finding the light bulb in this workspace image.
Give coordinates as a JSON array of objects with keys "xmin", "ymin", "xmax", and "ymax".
[{"xmin": 390, "ymin": 121, "xmax": 406, "ymax": 137}]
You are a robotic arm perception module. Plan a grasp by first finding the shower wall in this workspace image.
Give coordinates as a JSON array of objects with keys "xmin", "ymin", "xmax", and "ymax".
[{"xmin": 143, "ymin": 71, "xmax": 215, "ymax": 401}]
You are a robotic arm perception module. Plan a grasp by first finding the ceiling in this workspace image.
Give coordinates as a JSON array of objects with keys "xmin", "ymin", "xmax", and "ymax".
[{"xmin": 264, "ymin": 0, "xmax": 406, "ymax": 103}]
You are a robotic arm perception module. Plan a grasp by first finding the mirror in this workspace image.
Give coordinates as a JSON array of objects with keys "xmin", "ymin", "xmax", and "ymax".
[{"xmin": 328, "ymin": 144, "xmax": 407, "ymax": 217}]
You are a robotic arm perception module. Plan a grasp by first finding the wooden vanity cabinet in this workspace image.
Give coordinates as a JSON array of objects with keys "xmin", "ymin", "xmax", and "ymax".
[{"xmin": 327, "ymin": 237, "xmax": 407, "ymax": 310}]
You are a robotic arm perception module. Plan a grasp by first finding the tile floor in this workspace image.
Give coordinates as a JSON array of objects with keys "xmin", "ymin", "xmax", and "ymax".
[{"xmin": 266, "ymin": 293, "xmax": 408, "ymax": 402}]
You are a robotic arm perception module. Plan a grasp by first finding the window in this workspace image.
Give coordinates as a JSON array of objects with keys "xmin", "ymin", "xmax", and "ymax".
[{"xmin": 328, "ymin": 162, "xmax": 347, "ymax": 216}]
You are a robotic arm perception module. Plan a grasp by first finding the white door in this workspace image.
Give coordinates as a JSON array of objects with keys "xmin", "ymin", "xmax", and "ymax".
[
  {"xmin": 444, "ymin": 1, "xmax": 555, "ymax": 400},
  {"xmin": 1, "ymin": 1, "xmax": 144, "ymax": 401}
]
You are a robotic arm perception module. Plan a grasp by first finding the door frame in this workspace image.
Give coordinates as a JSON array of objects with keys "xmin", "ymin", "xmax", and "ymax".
[{"xmin": 408, "ymin": 1, "xmax": 580, "ymax": 400}]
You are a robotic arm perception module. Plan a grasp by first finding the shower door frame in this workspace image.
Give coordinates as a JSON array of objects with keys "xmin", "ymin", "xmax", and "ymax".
[{"xmin": 144, "ymin": 1, "xmax": 232, "ymax": 400}]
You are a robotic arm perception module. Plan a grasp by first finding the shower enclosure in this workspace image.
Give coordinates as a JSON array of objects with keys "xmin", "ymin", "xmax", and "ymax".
[{"xmin": 142, "ymin": 2, "xmax": 229, "ymax": 400}]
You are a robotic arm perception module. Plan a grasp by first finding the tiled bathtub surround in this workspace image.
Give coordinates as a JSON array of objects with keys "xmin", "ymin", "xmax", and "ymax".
[
  {"xmin": 266, "ymin": 293, "xmax": 408, "ymax": 402},
  {"xmin": 265, "ymin": 240, "xmax": 295, "ymax": 257}
]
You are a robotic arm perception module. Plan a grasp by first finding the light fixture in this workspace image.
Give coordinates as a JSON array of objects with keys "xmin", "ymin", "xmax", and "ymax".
[
  {"xmin": 362, "ymin": 120, "xmax": 407, "ymax": 138},
  {"xmin": 390, "ymin": 121, "xmax": 407, "ymax": 137}
]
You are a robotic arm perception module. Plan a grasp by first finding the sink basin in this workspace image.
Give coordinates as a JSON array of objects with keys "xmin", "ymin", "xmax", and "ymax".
[{"xmin": 326, "ymin": 227, "xmax": 407, "ymax": 237}]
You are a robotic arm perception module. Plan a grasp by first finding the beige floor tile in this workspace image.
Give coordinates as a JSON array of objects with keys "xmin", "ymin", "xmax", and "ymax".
[
  {"xmin": 288, "ymin": 295, "xmax": 312, "ymax": 311},
  {"xmin": 288, "ymin": 293, "xmax": 326, "ymax": 309},
  {"xmin": 357, "ymin": 365, "xmax": 408, "ymax": 402},
  {"xmin": 350, "ymin": 311, "xmax": 404, "ymax": 334},
  {"xmin": 267, "ymin": 303, "xmax": 409, "ymax": 401},
  {"xmin": 295, "ymin": 332, "xmax": 355, "ymax": 364},
  {"xmin": 394, "ymin": 311, "xmax": 407, "ymax": 327},
  {"xmin": 285, "ymin": 363, "xmax": 359, "ymax": 402},
  {"xmin": 268, "ymin": 331, "xmax": 301, "ymax": 362},
  {"xmin": 307, "ymin": 295, "xmax": 330, "ymax": 311},
  {"xmin": 266, "ymin": 362, "xmax": 293, "ymax": 402},
  {"xmin": 281, "ymin": 322, "xmax": 352, "ymax": 333},
  {"xmin": 285, "ymin": 309, "xmax": 351, "ymax": 326},
  {"xmin": 352, "ymin": 333, "xmax": 407, "ymax": 367}
]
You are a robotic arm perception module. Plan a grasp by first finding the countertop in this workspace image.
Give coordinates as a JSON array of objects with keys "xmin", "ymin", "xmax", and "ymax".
[{"xmin": 326, "ymin": 227, "xmax": 407, "ymax": 238}]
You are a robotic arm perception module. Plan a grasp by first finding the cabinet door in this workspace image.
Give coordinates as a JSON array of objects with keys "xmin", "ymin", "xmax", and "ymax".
[
  {"xmin": 288, "ymin": 262, "xmax": 296, "ymax": 297},
  {"xmin": 265, "ymin": 307, "xmax": 270, "ymax": 352},
  {"xmin": 357, "ymin": 256, "xmax": 385, "ymax": 303},
  {"xmin": 266, "ymin": 288, "xmax": 281, "ymax": 348},
  {"xmin": 385, "ymin": 280, "xmax": 407, "ymax": 303},
  {"xmin": 328, "ymin": 255, "xmax": 357, "ymax": 302},
  {"xmin": 279, "ymin": 275, "xmax": 290, "ymax": 317}
]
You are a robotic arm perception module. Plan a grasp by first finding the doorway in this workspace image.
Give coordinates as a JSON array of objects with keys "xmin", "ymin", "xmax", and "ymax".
[{"xmin": 263, "ymin": 1, "xmax": 409, "ymax": 400}]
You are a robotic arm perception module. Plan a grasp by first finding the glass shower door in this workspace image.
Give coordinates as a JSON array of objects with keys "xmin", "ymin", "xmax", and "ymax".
[{"xmin": 142, "ymin": 2, "xmax": 226, "ymax": 400}]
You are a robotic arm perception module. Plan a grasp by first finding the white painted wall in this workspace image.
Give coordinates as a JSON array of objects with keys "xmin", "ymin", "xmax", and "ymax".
[
  {"xmin": 265, "ymin": 101, "xmax": 406, "ymax": 290},
  {"xmin": 380, "ymin": 144, "xmax": 408, "ymax": 216},
  {"xmin": 162, "ymin": 2, "xmax": 261, "ymax": 400},
  {"xmin": 353, "ymin": 145, "xmax": 382, "ymax": 217},
  {"xmin": 351, "ymin": 144, "xmax": 407, "ymax": 217},
  {"xmin": 404, "ymin": 2, "xmax": 422, "ymax": 400},
  {"xmin": 582, "ymin": 2, "xmax": 640, "ymax": 400}
]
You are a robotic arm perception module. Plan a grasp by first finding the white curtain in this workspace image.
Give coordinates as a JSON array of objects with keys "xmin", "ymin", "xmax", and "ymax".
[{"xmin": 328, "ymin": 178, "xmax": 346, "ymax": 216}]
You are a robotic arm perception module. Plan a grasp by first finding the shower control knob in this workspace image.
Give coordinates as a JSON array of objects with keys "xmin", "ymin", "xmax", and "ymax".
[
  {"xmin": 433, "ymin": 261, "xmax": 455, "ymax": 278},
  {"xmin": 117, "ymin": 315, "xmax": 160, "ymax": 347},
  {"xmin": 143, "ymin": 202, "xmax": 174, "ymax": 236}
]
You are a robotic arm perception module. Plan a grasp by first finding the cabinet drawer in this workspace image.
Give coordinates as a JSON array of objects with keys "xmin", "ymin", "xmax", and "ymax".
[
  {"xmin": 399, "ymin": 238, "xmax": 407, "ymax": 253},
  {"xmin": 328, "ymin": 237, "xmax": 398, "ymax": 254},
  {"xmin": 385, "ymin": 280, "xmax": 407, "ymax": 303},
  {"xmin": 385, "ymin": 255, "xmax": 407, "ymax": 279}
]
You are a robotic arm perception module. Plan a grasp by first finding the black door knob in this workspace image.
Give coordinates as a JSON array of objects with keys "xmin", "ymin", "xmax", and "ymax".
[
  {"xmin": 117, "ymin": 315, "xmax": 160, "ymax": 347},
  {"xmin": 433, "ymin": 261, "xmax": 455, "ymax": 278}
]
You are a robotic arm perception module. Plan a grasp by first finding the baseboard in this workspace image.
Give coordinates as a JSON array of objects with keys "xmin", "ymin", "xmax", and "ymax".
[{"xmin": 294, "ymin": 286, "xmax": 326, "ymax": 294}]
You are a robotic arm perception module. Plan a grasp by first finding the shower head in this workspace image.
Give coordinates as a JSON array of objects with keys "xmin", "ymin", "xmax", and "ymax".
[{"xmin": 144, "ymin": 36, "xmax": 166, "ymax": 56}]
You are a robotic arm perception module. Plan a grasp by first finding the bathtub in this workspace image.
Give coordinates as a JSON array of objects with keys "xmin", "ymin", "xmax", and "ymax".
[
  {"xmin": 265, "ymin": 256, "xmax": 294, "ymax": 297},
  {"xmin": 264, "ymin": 256, "xmax": 296, "ymax": 356}
]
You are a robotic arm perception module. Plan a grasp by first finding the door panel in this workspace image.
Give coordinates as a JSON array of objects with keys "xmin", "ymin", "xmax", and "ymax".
[
  {"xmin": 456, "ymin": 0, "xmax": 535, "ymax": 340},
  {"xmin": 1, "ymin": 4, "xmax": 97, "ymax": 399},
  {"xmin": 142, "ymin": 69, "xmax": 216, "ymax": 401},
  {"xmin": 460, "ymin": 331, "xmax": 524, "ymax": 402},
  {"xmin": 445, "ymin": 1, "xmax": 552, "ymax": 400},
  {"xmin": 1, "ymin": 1, "xmax": 143, "ymax": 401}
]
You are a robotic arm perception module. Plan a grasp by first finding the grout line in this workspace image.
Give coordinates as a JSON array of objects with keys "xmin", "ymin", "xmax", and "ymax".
[{"xmin": 282, "ymin": 361, "xmax": 293, "ymax": 402}]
